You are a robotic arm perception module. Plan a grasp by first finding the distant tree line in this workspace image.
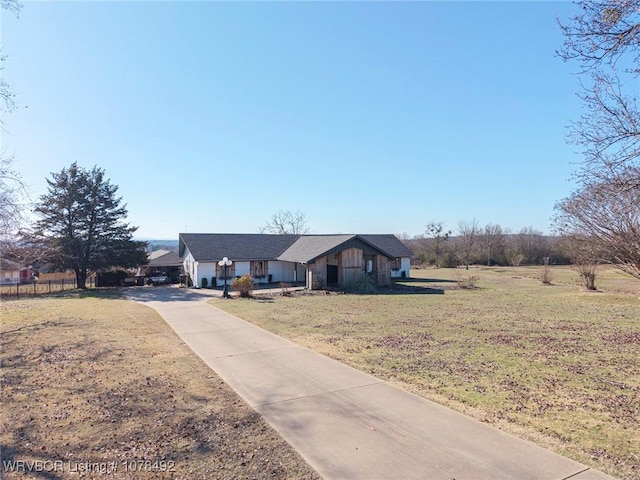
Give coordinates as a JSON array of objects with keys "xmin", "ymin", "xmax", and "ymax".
[{"xmin": 402, "ymin": 221, "xmax": 571, "ymax": 268}]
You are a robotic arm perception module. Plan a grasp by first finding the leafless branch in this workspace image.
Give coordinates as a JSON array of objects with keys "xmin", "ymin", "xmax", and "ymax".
[
  {"xmin": 259, "ymin": 210, "xmax": 310, "ymax": 235},
  {"xmin": 558, "ymin": 0, "xmax": 640, "ymax": 74}
]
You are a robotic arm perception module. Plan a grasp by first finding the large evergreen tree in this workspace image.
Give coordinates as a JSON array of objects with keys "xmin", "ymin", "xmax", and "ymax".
[{"xmin": 30, "ymin": 162, "xmax": 147, "ymax": 288}]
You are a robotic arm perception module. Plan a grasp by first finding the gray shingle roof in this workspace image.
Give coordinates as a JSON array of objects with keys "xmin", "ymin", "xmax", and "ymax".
[
  {"xmin": 179, "ymin": 233, "xmax": 414, "ymax": 264},
  {"xmin": 277, "ymin": 235, "xmax": 355, "ymax": 263},
  {"xmin": 179, "ymin": 233, "xmax": 300, "ymax": 262},
  {"xmin": 147, "ymin": 250, "xmax": 182, "ymax": 267},
  {"xmin": 148, "ymin": 249, "xmax": 171, "ymax": 261},
  {"xmin": 359, "ymin": 234, "xmax": 414, "ymax": 258}
]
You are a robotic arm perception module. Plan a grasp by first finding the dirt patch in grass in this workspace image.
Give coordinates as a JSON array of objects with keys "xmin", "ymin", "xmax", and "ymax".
[
  {"xmin": 214, "ymin": 266, "xmax": 639, "ymax": 480},
  {"xmin": 1, "ymin": 293, "xmax": 319, "ymax": 480}
]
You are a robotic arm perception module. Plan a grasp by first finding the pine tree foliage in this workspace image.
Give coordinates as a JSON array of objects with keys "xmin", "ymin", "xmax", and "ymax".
[{"xmin": 30, "ymin": 163, "xmax": 148, "ymax": 288}]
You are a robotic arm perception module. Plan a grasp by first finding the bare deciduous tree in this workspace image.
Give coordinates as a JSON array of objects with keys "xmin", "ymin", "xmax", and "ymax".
[
  {"xmin": 559, "ymin": 233, "xmax": 603, "ymax": 290},
  {"xmin": 457, "ymin": 219, "xmax": 479, "ymax": 270},
  {"xmin": 425, "ymin": 220, "xmax": 451, "ymax": 267},
  {"xmin": 0, "ymin": 155, "xmax": 27, "ymax": 237},
  {"xmin": 570, "ymin": 72, "xmax": 640, "ymax": 188},
  {"xmin": 1, "ymin": 0, "xmax": 21, "ymax": 117},
  {"xmin": 555, "ymin": 179, "xmax": 640, "ymax": 279},
  {"xmin": 259, "ymin": 210, "xmax": 310, "ymax": 235},
  {"xmin": 516, "ymin": 226, "xmax": 549, "ymax": 265},
  {"xmin": 0, "ymin": 1, "xmax": 26, "ymax": 238},
  {"xmin": 557, "ymin": 2, "xmax": 640, "ymax": 282},
  {"xmin": 558, "ymin": 0, "xmax": 640, "ymax": 189},
  {"xmin": 539, "ymin": 256, "xmax": 553, "ymax": 285},
  {"xmin": 558, "ymin": 0, "xmax": 640, "ymax": 74},
  {"xmin": 395, "ymin": 232, "xmax": 411, "ymax": 245},
  {"xmin": 481, "ymin": 223, "xmax": 504, "ymax": 266},
  {"xmin": 503, "ymin": 231, "xmax": 524, "ymax": 267}
]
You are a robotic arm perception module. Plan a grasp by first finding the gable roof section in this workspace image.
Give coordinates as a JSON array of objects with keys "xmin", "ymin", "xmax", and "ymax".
[
  {"xmin": 359, "ymin": 234, "xmax": 414, "ymax": 259},
  {"xmin": 148, "ymin": 250, "xmax": 182, "ymax": 267},
  {"xmin": 148, "ymin": 249, "xmax": 171, "ymax": 261},
  {"xmin": 277, "ymin": 235, "xmax": 355, "ymax": 263},
  {"xmin": 278, "ymin": 234, "xmax": 414, "ymax": 263},
  {"xmin": 179, "ymin": 233, "xmax": 300, "ymax": 262}
]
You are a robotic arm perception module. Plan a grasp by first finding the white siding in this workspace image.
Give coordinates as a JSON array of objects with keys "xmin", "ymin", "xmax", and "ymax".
[
  {"xmin": 390, "ymin": 257, "xmax": 411, "ymax": 278},
  {"xmin": 234, "ymin": 261, "xmax": 250, "ymax": 277},
  {"xmin": 268, "ymin": 261, "xmax": 305, "ymax": 284},
  {"xmin": 267, "ymin": 261, "xmax": 284, "ymax": 283},
  {"xmin": 182, "ymin": 249, "xmax": 217, "ymax": 288},
  {"xmin": 0, "ymin": 270, "xmax": 20, "ymax": 284},
  {"xmin": 182, "ymin": 250, "xmax": 197, "ymax": 286},
  {"xmin": 197, "ymin": 263, "xmax": 217, "ymax": 288},
  {"xmin": 180, "ymin": 250, "xmax": 308, "ymax": 288}
]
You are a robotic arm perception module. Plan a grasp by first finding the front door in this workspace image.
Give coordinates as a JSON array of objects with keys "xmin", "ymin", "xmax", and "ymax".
[{"xmin": 327, "ymin": 265, "xmax": 338, "ymax": 285}]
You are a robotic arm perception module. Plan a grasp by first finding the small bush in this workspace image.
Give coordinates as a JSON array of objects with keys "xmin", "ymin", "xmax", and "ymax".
[
  {"xmin": 312, "ymin": 275, "xmax": 324, "ymax": 290},
  {"xmin": 539, "ymin": 257, "xmax": 553, "ymax": 285},
  {"xmin": 455, "ymin": 271, "xmax": 480, "ymax": 289},
  {"xmin": 211, "ymin": 276, "xmax": 216, "ymax": 287},
  {"xmin": 280, "ymin": 282, "xmax": 291, "ymax": 296},
  {"xmin": 574, "ymin": 263, "xmax": 599, "ymax": 290},
  {"xmin": 201, "ymin": 277, "xmax": 208, "ymax": 288},
  {"xmin": 346, "ymin": 273, "xmax": 376, "ymax": 293},
  {"xmin": 232, "ymin": 274, "xmax": 254, "ymax": 298}
]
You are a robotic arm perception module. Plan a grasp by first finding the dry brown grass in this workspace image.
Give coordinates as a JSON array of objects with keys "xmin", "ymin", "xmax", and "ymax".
[
  {"xmin": 214, "ymin": 266, "xmax": 639, "ymax": 480},
  {"xmin": 1, "ymin": 291, "xmax": 319, "ymax": 480}
]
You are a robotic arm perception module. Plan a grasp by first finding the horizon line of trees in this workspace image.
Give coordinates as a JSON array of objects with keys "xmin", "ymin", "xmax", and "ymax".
[{"xmin": 400, "ymin": 221, "xmax": 573, "ymax": 268}]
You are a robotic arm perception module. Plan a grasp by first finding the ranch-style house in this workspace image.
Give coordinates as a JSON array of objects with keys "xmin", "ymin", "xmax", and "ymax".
[{"xmin": 179, "ymin": 233, "xmax": 413, "ymax": 290}]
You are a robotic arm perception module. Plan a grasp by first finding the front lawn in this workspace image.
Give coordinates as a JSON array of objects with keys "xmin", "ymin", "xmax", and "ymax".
[
  {"xmin": 1, "ymin": 292, "xmax": 319, "ymax": 480},
  {"xmin": 213, "ymin": 266, "xmax": 639, "ymax": 480}
]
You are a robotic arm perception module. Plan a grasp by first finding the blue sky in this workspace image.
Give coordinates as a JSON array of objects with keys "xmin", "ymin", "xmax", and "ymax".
[{"xmin": 2, "ymin": 1, "xmax": 582, "ymax": 239}]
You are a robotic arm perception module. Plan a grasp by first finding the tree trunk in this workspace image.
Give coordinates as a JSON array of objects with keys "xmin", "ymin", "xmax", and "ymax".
[{"xmin": 75, "ymin": 268, "xmax": 88, "ymax": 289}]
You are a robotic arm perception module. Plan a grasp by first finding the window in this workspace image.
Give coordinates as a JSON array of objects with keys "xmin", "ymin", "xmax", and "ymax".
[
  {"xmin": 250, "ymin": 261, "xmax": 268, "ymax": 277},
  {"xmin": 216, "ymin": 262, "xmax": 236, "ymax": 279},
  {"xmin": 391, "ymin": 258, "xmax": 401, "ymax": 270}
]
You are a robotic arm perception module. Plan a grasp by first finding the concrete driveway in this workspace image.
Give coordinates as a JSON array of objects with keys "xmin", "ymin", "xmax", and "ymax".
[{"xmin": 128, "ymin": 286, "xmax": 615, "ymax": 480}]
